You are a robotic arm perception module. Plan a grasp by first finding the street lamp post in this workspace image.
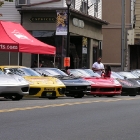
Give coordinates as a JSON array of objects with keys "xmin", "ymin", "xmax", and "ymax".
[
  {"xmin": 121, "ymin": 0, "xmax": 126, "ymax": 71},
  {"xmin": 65, "ymin": 0, "xmax": 72, "ymax": 57}
]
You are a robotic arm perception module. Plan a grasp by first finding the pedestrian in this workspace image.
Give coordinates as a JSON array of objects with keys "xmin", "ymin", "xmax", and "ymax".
[
  {"xmin": 104, "ymin": 65, "xmax": 111, "ymax": 78},
  {"xmin": 65, "ymin": 66, "xmax": 70, "ymax": 75},
  {"xmin": 39, "ymin": 60, "xmax": 44, "ymax": 67},
  {"xmin": 31, "ymin": 61, "xmax": 37, "ymax": 68},
  {"xmin": 92, "ymin": 57, "xmax": 104, "ymax": 76}
]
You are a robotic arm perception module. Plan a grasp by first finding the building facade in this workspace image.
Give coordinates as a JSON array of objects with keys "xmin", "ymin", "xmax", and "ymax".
[
  {"xmin": 0, "ymin": 0, "xmax": 108, "ymax": 69},
  {"xmin": 102, "ymin": 0, "xmax": 139, "ymax": 71},
  {"xmin": 0, "ymin": 0, "xmax": 21, "ymax": 65}
]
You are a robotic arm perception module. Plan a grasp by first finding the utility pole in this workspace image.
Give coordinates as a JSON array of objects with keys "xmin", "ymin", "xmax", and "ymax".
[{"xmin": 121, "ymin": 0, "xmax": 126, "ymax": 71}]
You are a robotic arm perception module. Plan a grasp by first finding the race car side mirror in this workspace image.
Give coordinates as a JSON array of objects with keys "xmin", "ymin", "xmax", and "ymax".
[
  {"xmin": 42, "ymin": 73, "xmax": 48, "ymax": 77},
  {"xmin": 124, "ymin": 76, "xmax": 127, "ymax": 79},
  {"xmin": 4, "ymin": 69, "xmax": 13, "ymax": 75}
]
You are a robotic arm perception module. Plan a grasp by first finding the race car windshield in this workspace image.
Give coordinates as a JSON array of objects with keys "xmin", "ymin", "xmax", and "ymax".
[
  {"xmin": 82, "ymin": 69, "xmax": 101, "ymax": 77},
  {"xmin": 134, "ymin": 70, "xmax": 140, "ymax": 76},
  {"xmin": 9, "ymin": 68, "xmax": 41, "ymax": 76},
  {"xmin": 69, "ymin": 70, "xmax": 86, "ymax": 77},
  {"xmin": 111, "ymin": 72, "xmax": 124, "ymax": 79},
  {"xmin": 117, "ymin": 72, "xmax": 139, "ymax": 79},
  {"xmin": 42, "ymin": 69, "xmax": 68, "ymax": 76}
]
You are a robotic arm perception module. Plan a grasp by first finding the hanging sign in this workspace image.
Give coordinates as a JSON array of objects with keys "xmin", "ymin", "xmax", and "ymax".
[
  {"xmin": 56, "ymin": 10, "xmax": 67, "ymax": 35},
  {"xmin": 64, "ymin": 57, "xmax": 70, "ymax": 67}
]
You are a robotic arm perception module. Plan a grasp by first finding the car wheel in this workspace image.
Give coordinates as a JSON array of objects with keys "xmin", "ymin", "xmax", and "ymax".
[
  {"xmin": 97, "ymin": 95, "xmax": 102, "ymax": 97},
  {"xmin": 129, "ymin": 95, "xmax": 136, "ymax": 97},
  {"xmin": 4, "ymin": 96, "xmax": 10, "ymax": 99},
  {"xmin": 48, "ymin": 97, "xmax": 56, "ymax": 100},
  {"xmin": 11, "ymin": 95, "xmax": 23, "ymax": 101},
  {"xmin": 107, "ymin": 95, "xmax": 114, "ymax": 97},
  {"xmin": 65, "ymin": 95, "xmax": 71, "ymax": 97},
  {"xmin": 74, "ymin": 93, "xmax": 84, "ymax": 98}
]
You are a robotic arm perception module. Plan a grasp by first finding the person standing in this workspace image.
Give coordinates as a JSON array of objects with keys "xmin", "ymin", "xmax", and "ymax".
[
  {"xmin": 92, "ymin": 57, "xmax": 104, "ymax": 76},
  {"xmin": 104, "ymin": 65, "xmax": 111, "ymax": 78},
  {"xmin": 31, "ymin": 61, "xmax": 37, "ymax": 68}
]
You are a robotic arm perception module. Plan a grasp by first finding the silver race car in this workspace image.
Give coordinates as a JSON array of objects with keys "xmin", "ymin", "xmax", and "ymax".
[{"xmin": 0, "ymin": 69, "xmax": 29, "ymax": 101}]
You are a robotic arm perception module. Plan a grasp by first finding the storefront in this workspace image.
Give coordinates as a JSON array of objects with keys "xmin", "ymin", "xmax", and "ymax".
[{"xmin": 19, "ymin": 7, "xmax": 108, "ymax": 69}]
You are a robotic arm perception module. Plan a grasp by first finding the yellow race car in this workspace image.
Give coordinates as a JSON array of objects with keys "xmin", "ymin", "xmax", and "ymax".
[{"xmin": 0, "ymin": 66, "xmax": 66, "ymax": 99}]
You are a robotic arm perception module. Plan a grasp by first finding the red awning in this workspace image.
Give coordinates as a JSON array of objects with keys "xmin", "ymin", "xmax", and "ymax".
[{"xmin": 0, "ymin": 21, "xmax": 56, "ymax": 55}]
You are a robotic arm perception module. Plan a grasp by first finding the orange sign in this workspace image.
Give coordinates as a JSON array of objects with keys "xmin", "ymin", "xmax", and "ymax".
[{"xmin": 64, "ymin": 57, "xmax": 70, "ymax": 67}]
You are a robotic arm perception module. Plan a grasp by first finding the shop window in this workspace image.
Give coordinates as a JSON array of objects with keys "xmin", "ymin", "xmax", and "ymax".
[{"xmin": 31, "ymin": 30, "xmax": 64, "ymax": 68}]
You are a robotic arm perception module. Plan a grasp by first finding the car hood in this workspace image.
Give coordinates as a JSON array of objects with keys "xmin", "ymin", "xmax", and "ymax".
[
  {"xmin": 23, "ymin": 76, "xmax": 63, "ymax": 85},
  {"xmin": 116, "ymin": 78, "xmax": 139, "ymax": 87},
  {"xmin": 60, "ymin": 78, "xmax": 90, "ymax": 86},
  {"xmin": 84, "ymin": 77, "xmax": 121, "ymax": 86},
  {"xmin": 0, "ymin": 74, "xmax": 20, "ymax": 85},
  {"xmin": 124, "ymin": 78, "xmax": 140, "ymax": 87}
]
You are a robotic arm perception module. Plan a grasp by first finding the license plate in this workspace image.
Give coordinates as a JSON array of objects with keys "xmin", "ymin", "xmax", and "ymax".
[{"xmin": 46, "ymin": 92, "xmax": 52, "ymax": 96}]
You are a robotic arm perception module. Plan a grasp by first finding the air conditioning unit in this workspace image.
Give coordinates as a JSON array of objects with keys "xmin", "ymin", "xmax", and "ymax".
[{"xmin": 18, "ymin": 0, "xmax": 27, "ymax": 5}]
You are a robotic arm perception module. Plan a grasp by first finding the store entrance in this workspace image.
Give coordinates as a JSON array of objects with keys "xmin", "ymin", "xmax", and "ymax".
[
  {"xmin": 70, "ymin": 36, "xmax": 88, "ymax": 69},
  {"xmin": 130, "ymin": 45, "xmax": 140, "ymax": 69}
]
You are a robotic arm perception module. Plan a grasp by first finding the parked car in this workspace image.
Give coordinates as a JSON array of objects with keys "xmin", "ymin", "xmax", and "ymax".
[
  {"xmin": 131, "ymin": 69, "xmax": 140, "ymax": 78},
  {"xmin": 0, "ymin": 69, "xmax": 29, "ymax": 100},
  {"xmin": 33, "ymin": 68, "xmax": 91, "ymax": 98},
  {"xmin": 83, "ymin": 69, "xmax": 139, "ymax": 96},
  {"xmin": 111, "ymin": 71, "xmax": 139, "ymax": 96},
  {"xmin": 116, "ymin": 71, "xmax": 140, "ymax": 95},
  {"xmin": 0, "ymin": 66, "xmax": 66, "ymax": 99},
  {"xmin": 68, "ymin": 69, "xmax": 122, "ymax": 97}
]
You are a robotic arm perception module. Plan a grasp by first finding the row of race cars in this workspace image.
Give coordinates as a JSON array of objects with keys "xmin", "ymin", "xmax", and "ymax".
[{"xmin": 1, "ymin": 65, "xmax": 140, "ymax": 101}]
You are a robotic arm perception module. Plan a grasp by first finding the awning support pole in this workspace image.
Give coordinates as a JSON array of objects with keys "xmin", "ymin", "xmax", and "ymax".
[
  {"xmin": 18, "ymin": 52, "xmax": 19, "ymax": 65},
  {"xmin": 8, "ymin": 52, "xmax": 10, "ymax": 65},
  {"xmin": 38, "ymin": 54, "xmax": 39, "ymax": 68},
  {"xmin": 54, "ymin": 56, "xmax": 56, "ymax": 67}
]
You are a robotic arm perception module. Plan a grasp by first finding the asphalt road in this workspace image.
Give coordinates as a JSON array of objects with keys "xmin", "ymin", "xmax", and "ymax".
[{"xmin": 0, "ymin": 96, "xmax": 140, "ymax": 140}]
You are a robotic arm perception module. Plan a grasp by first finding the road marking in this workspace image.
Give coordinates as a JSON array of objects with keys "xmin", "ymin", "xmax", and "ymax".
[{"xmin": 0, "ymin": 97, "xmax": 140, "ymax": 113}]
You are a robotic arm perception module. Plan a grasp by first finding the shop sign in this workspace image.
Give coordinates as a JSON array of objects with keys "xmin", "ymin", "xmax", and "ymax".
[
  {"xmin": 30, "ymin": 17, "xmax": 56, "ymax": 23},
  {"xmin": 64, "ymin": 57, "xmax": 70, "ymax": 67},
  {"xmin": 82, "ymin": 47, "xmax": 87, "ymax": 54},
  {"xmin": 73, "ymin": 18, "xmax": 84, "ymax": 28},
  {"xmin": 0, "ymin": 44, "xmax": 19, "ymax": 52}
]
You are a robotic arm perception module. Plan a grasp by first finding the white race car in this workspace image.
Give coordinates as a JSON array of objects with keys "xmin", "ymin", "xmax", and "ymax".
[{"xmin": 0, "ymin": 69, "xmax": 29, "ymax": 101}]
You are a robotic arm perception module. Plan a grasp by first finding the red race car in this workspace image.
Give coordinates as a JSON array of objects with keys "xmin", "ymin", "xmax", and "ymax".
[{"xmin": 68, "ymin": 69, "xmax": 122, "ymax": 97}]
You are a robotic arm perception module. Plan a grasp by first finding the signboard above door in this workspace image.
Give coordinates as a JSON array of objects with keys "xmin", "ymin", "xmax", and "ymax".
[{"xmin": 30, "ymin": 17, "xmax": 56, "ymax": 23}]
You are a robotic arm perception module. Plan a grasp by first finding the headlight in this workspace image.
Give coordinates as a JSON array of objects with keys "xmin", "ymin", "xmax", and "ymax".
[
  {"xmin": 56, "ymin": 79, "xmax": 64, "ymax": 85},
  {"xmin": 87, "ymin": 86, "xmax": 91, "ymax": 89},
  {"xmin": 114, "ymin": 80, "xmax": 120, "ymax": 85}
]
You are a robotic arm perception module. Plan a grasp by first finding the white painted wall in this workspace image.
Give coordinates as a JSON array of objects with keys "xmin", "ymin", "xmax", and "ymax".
[
  {"xmin": 0, "ymin": 0, "xmax": 20, "ymax": 22},
  {"xmin": 30, "ymin": 0, "xmax": 63, "ymax": 7},
  {"xmin": 25, "ymin": 0, "xmax": 102, "ymax": 19}
]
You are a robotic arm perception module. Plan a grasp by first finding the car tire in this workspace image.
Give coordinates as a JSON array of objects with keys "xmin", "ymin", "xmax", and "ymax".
[
  {"xmin": 48, "ymin": 97, "xmax": 56, "ymax": 100},
  {"xmin": 11, "ymin": 95, "xmax": 23, "ymax": 101},
  {"xmin": 129, "ymin": 95, "xmax": 136, "ymax": 97},
  {"xmin": 106, "ymin": 95, "xmax": 114, "ymax": 97},
  {"xmin": 74, "ymin": 93, "xmax": 84, "ymax": 98},
  {"xmin": 97, "ymin": 95, "xmax": 102, "ymax": 97}
]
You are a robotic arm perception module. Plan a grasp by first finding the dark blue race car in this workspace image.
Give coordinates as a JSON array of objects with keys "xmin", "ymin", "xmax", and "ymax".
[{"xmin": 33, "ymin": 68, "xmax": 91, "ymax": 98}]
